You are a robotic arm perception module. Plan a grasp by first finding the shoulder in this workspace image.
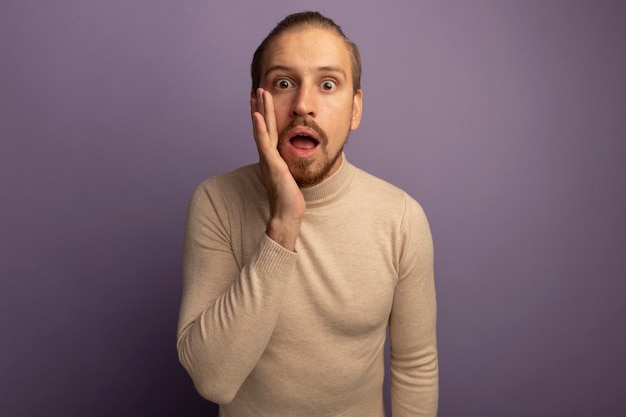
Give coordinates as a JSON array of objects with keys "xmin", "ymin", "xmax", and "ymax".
[
  {"xmin": 352, "ymin": 166, "xmax": 405, "ymax": 197},
  {"xmin": 189, "ymin": 163, "xmax": 265, "ymax": 213},
  {"xmin": 350, "ymin": 165, "xmax": 427, "ymax": 220},
  {"xmin": 194, "ymin": 164, "xmax": 262, "ymax": 198}
]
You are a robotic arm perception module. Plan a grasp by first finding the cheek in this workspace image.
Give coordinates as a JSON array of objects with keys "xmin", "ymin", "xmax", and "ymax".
[
  {"xmin": 327, "ymin": 97, "xmax": 355, "ymax": 119},
  {"xmin": 271, "ymin": 102, "xmax": 291, "ymax": 132},
  {"xmin": 328, "ymin": 107, "xmax": 354, "ymax": 131}
]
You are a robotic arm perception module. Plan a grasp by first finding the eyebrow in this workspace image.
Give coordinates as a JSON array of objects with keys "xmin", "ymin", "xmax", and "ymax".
[{"xmin": 264, "ymin": 65, "xmax": 347, "ymax": 80}]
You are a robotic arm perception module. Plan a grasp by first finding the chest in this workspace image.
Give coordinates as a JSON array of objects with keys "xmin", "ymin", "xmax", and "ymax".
[{"xmin": 279, "ymin": 216, "xmax": 398, "ymax": 337}]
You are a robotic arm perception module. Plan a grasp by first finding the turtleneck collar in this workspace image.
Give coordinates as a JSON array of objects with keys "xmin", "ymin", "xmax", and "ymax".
[{"xmin": 299, "ymin": 154, "xmax": 356, "ymax": 208}]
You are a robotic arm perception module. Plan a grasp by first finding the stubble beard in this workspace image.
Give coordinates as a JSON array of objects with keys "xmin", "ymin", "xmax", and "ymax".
[
  {"xmin": 290, "ymin": 145, "xmax": 345, "ymax": 188},
  {"xmin": 277, "ymin": 117, "xmax": 347, "ymax": 188}
]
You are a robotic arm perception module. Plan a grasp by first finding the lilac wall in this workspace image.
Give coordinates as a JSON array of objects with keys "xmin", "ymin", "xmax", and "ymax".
[{"xmin": 2, "ymin": 1, "xmax": 625, "ymax": 416}]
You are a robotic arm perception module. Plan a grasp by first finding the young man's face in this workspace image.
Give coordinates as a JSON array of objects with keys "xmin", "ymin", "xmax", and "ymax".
[{"xmin": 259, "ymin": 27, "xmax": 363, "ymax": 187}]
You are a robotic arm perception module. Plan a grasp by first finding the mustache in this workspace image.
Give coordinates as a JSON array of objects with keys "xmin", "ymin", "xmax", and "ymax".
[{"xmin": 278, "ymin": 117, "xmax": 328, "ymax": 145}]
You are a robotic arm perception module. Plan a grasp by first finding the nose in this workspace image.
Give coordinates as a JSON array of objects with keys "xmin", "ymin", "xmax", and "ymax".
[{"xmin": 291, "ymin": 85, "xmax": 316, "ymax": 118}]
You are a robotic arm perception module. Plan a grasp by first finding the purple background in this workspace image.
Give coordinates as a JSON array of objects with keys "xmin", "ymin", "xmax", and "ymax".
[{"xmin": 2, "ymin": 1, "xmax": 625, "ymax": 416}]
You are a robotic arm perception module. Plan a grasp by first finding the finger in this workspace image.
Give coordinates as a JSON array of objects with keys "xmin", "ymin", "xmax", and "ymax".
[
  {"xmin": 256, "ymin": 88, "xmax": 266, "ymax": 119},
  {"xmin": 250, "ymin": 95, "xmax": 262, "ymax": 142},
  {"xmin": 261, "ymin": 90, "xmax": 278, "ymax": 147},
  {"xmin": 251, "ymin": 89, "xmax": 270, "ymax": 136},
  {"xmin": 251, "ymin": 110, "xmax": 269, "ymax": 152}
]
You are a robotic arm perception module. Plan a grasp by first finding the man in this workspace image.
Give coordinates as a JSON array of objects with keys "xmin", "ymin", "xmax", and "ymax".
[{"xmin": 177, "ymin": 11, "xmax": 438, "ymax": 416}]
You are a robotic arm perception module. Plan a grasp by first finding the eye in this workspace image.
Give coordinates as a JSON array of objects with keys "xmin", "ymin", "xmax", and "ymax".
[
  {"xmin": 320, "ymin": 80, "xmax": 337, "ymax": 91},
  {"xmin": 275, "ymin": 79, "xmax": 294, "ymax": 89}
]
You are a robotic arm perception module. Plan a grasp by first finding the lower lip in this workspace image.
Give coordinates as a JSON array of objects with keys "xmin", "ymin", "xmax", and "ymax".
[{"xmin": 287, "ymin": 142, "xmax": 319, "ymax": 159}]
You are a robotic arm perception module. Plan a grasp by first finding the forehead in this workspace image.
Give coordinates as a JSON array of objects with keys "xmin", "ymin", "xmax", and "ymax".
[{"xmin": 262, "ymin": 27, "xmax": 352, "ymax": 76}]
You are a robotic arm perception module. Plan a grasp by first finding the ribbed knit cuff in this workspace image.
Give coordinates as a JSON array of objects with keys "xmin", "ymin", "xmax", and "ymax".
[{"xmin": 252, "ymin": 234, "xmax": 299, "ymax": 283}]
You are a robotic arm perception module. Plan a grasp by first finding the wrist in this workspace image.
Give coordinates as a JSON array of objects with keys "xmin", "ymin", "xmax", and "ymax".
[{"xmin": 266, "ymin": 217, "xmax": 301, "ymax": 252}]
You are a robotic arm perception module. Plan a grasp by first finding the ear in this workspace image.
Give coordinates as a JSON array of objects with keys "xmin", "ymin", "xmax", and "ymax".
[{"xmin": 350, "ymin": 89, "xmax": 363, "ymax": 131}]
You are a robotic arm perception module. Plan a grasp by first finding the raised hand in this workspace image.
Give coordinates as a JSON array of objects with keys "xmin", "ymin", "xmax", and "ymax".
[{"xmin": 250, "ymin": 88, "xmax": 305, "ymax": 251}]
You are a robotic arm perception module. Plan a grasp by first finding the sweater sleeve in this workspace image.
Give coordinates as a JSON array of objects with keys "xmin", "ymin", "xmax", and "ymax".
[
  {"xmin": 176, "ymin": 178, "xmax": 298, "ymax": 404},
  {"xmin": 390, "ymin": 195, "xmax": 439, "ymax": 416}
]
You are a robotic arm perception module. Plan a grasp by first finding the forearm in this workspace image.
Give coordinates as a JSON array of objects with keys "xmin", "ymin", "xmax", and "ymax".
[
  {"xmin": 177, "ymin": 234, "xmax": 297, "ymax": 404},
  {"xmin": 390, "ymin": 195, "xmax": 439, "ymax": 416},
  {"xmin": 390, "ymin": 345, "xmax": 439, "ymax": 416},
  {"xmin": 390, "ymin": 283, "xmax": 438, "ymax": 417}
]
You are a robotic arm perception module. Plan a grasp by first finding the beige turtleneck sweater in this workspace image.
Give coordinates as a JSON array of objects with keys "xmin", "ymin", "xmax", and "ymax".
[{"xmin": 177, "ymin": 158, "xmax": 438, "ymax": 416}]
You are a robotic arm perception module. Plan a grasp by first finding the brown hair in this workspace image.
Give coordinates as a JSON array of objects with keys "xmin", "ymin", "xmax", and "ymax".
[{"xmin": 250, "ymin": 11, "xmax": 362, "ymax": 93}]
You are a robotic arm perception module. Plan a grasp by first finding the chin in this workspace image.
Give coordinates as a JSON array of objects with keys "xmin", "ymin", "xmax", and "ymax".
[
  {"xmin": 290, "ymin": 159, "xmax": 337, "ymax": 188},
  {"xmin": 282, "ymin": 146, "xmax": 344, "ymax": 188},
  {"xmin": 291, "ymin": 168, "xmax": 324, "ymax": 188}
]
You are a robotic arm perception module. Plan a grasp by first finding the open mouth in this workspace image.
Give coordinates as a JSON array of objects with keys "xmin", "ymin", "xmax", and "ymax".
[
  {"xmin": 290, "ymin": 134, "xmax": 319, "ymax": 150},
  {"xmin": 287, "ymin": 126, "xmax": 321, "ymax": 151}
]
